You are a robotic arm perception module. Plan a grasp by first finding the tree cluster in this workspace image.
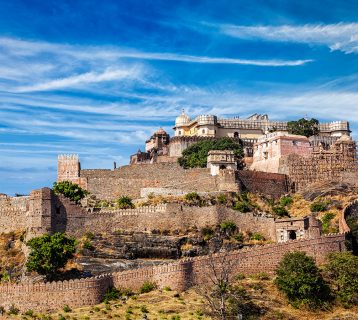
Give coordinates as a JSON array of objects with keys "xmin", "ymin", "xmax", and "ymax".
[
  {"xmin": 26, "ymin": 233, "xmax": 76, "ymax": 280},
  {"xmin": 178, "ymin": 137, "xmax": 244, "ymax": 169},
  {"xmin": 53, "ymin": 181, "xmax": 88, "ymax": 204},
  {"xmin": 286, "ymin": 118, "xmax": 319, "ymax": 137}
]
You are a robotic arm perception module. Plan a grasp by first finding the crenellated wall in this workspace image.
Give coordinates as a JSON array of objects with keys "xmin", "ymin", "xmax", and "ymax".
[{"xmin": 0, "ymin": 233, "xmax": 346, "ymax": 312}]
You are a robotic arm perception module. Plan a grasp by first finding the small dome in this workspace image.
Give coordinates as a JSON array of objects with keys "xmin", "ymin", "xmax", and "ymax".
[
  {"xmin": 175, "ymin": 109, "xmax": 190, "ymax": 126},
  {"xmin": 155, "ymin": 127, "xmax": 167, "ymax": 135},
  {"xmin": 336, "ymin": 134, "xmax": 352, "ymax": 142}
]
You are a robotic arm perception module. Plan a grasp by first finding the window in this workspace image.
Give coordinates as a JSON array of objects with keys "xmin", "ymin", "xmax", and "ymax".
[
  {"xmin": 292, "ymin": 140, "xmax": 298, "ymax": 146},
  {"xmin": 234, "ymin": 132, "xmax": 239, "ymax": 138},
  {"xmin": 202, "ymin": 129, "xmax": 205, "ymax": 134},
  {"xmin": 178, "ymin": 130, "xmax": 182, "ymax": 135}
]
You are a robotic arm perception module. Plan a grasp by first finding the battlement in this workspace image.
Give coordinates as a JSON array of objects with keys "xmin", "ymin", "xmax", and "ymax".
[
  {"xmin": 196, "ymin": 114, "xmax": 217, "ymax": 125},
  {"xmin": 0, "ymin": 233, "xmax": 347, "ymax": 312}
]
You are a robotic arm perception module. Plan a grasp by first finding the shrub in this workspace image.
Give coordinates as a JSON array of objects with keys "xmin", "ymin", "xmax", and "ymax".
[
  {"xmin": 324, "ymin": 252, "xmax": 358, "ymax": 308},
  {"xmin": 279, "ymin": 196, "xmax": 293, "ymax": 207},
  {"xmin": 53, "ymin": 181, "xmax": 88, "ymax": 204},
  {"xmin": 24, "ymin": 309, "xmax": 34, "ymax": 316},
  {"xmin": 201, "ymin": 227, "xmax": 214, "ymax": 240},
  {"xmin": 184, "ymin": 192, "xmax": 200, "ymax": 202},
  {"xmin": 275, "ymin": 252, "xmax": 330, "ymax": 309},
  {"xmin": 250, "ymin": 233, "xmax": 264, "ymax": 241},
  {"xmin": 234, "ymin": 232, "xmax": 244, "ymax": 243},
  {"xmin": 82, "ymin": 240, "xmax": 95, "ymax": 251},
  {"xmin": 235, "ymin": 273, "xmax": 246, "ymax": 280},
  {"xmin": 233, "ymin": 201, "xmax": 250, "ymax": 213},
  {"xmin": 63, "ymin": 305, "xmax": 71, "ymax": 313},
  {"xmin": 140, "ymin": 305, "xmax": 149, "ymax": 313},
  {"xmin": 117, "ymin": 196, "xmax": 134, "ymax": 209},
  {"xmin": 163, "ymin": 286, "xmax": 172, "ymax": 291},
  {"xmin": 217, "ymin": 194, "xmax": 228, "ymax": 204},
  {"xmin": 26, "ymin": 233, "xmax": 76, "ymax": 279},
  {"xmin": 139, "ymin": 281, "xmax": 156, "ymax": 294},
  {"xmin": 178, "ymin": 137, "xmax": 244, "ymax": 169},
  {"xmin": 8, "ymin": 304, "xmax": 19, "ymax": 315},
  {"xmin": 310, "ymin": 201, "xmax": 327, "ymax": 212},
  {"xmin": 321, "ymin": 212, "xmax": 336, "ymax": 234},
  {"xmin": 103, "ymin": 287, "xmax": 120, "ymax": 303},
  {"xmin": 220, "ymin": 221, "xmax": 237, "ymax": 236},
  {"xmin": 272, "ymin": 205, "xmax": 289, "ymax": 217},
  {"xmin": 252, "ymin": 272, "xmax": 270, "ymax": 280}
]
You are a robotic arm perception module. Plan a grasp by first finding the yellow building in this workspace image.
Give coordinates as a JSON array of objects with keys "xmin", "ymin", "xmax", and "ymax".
[{"xmin": 173, "ymin": 110, "xmax": 350, "ymax": 141}]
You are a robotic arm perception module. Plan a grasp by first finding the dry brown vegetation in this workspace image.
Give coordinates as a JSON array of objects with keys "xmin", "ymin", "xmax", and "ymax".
[{"xmin": 0, "ymin": 230, "xmax": 25, "ymax": 282}]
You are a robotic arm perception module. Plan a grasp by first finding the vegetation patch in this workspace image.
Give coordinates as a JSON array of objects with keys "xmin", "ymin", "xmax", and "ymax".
[
  {"xmin": 178, "ymin": 137, "xmax": 243, "ymax": 169},
  {"xmin": 53, "ymin": 180, "xmax": 88, "ymax": 204}
]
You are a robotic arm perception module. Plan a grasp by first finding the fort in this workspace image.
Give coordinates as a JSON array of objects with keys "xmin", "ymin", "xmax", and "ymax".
[{"xmin": 0, "ymin": 111, "xmax": 357, "ymax": 312}]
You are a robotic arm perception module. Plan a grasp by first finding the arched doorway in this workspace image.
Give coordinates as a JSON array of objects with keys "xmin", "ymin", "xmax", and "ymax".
[
  {"xmin": 234, "ymin": 132, "xmax": 239, "ymax": 138},
  {"xmin": 288, "ymin": 230, "xmax": 297, "ymax": 240},
  {"xmin": 219, "ymin": 165, "xmax": 226, "ymax": 170}
]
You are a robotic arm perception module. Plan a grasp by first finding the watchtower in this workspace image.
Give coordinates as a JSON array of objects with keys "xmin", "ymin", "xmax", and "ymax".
[{"xmin": 207, "ymin": 150, "xmax": 237, "ymax": 176}]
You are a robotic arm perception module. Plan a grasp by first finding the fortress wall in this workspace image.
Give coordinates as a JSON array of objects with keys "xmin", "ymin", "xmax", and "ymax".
[
  {"xmin": 0, "ymin": 275, "xmax": 112, "ymax": 312},
  {"xmin": 280, "ymin": 149, "xmax": 358, "ymax": 191},
  {"xmin": 81, "ymin": 163, "xmax": 218, "ymax": 200},
  {"xmin": 0, "ymin": 195, "xmax": 29, "ymax": 232},
  {"xmin": 237, "ymin": 171, "xmax": 289, "ymax": 198},
  {"xmin": 56, "ymin": 200, "xmax": 276, "ymax": 240},
  {"xmin": 0, "ymin": 234, "xmax": 346, "ymax": 312}
]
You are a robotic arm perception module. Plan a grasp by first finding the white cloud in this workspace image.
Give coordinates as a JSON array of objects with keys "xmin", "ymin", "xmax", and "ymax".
[
  {"xmin": 16, "ymin": 67, "xmax": 142, "ymax": 92},
  {"xmin": 0, "ymin": 37, "xmax": 312, "ymax": 67},
  {"xmin": 218, "ymin": 23, "xmax": 358, "ymax": 54}
]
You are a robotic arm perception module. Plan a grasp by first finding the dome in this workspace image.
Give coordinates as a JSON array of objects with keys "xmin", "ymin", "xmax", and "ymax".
[
  {"xmin": 155, "ymin": 127, "xmax": 167, "ymax": 135},
  {"xmin": 336, "ymin": 134, "xmax": 352, "ymax": 143},
  {"xmin": 175, "ymin": 109, "xmax": 191, "ymax": 126}
]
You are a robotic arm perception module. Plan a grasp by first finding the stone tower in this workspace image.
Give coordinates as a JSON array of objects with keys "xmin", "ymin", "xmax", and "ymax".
[{"xmin": 57, "ymin": 154, "xmax": 86, "ymax": 188}]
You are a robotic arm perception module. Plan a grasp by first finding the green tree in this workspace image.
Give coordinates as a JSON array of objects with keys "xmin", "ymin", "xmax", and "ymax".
[
  {"xmin": 117, "ymin": 196, "xmax": 135, "ymax": 209},
  {"xmin": 287, "ymin": 118, "xmax": 319, "ymax": 137},
  {"xmin": 324, "ymin": 252, "xmax": 358, "ymax": 307},
  {"xmin": 178, "ymin": 137, "xmax": 244, "ymax": 169},
  {"xmin": 275, "ymin": 252, "xmax": 330, "ymax": 309},
  {"xmin": 53, "ymin": 181, "xmax": 88, "ymax": 204},
  {"xmin": 26, "ymin": 233, "xmax": 76, "ymax": 279}
]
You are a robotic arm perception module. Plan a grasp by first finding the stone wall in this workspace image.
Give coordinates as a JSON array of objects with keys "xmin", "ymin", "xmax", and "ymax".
[
  {"xmin": 47, "ymin": 194, "xmax": 277, "ymax": 240},
  {"xmin": 0, "ymin": 195, "xmax": 29, "ymax": 232},
  {"xmin": 0, "ymin": 233, "xmax": 346, "ymax": 312},
  {"xmin": 80, "ymin": 163, "xmax": 219, "ymax": 200},
  {"xmin": 237, "ymin": 171, "xmax": 289, "ymax": 198},
  {"xmin": 279, "ymin": 136, "xmax": 357, "ymax": 191}
]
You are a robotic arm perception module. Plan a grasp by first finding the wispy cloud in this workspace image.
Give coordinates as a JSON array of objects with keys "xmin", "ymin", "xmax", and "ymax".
[
  {"xmin": 0, "ymin": 37, "xmax": 312, "ymax": 68},
  {"xmin": 16, "ymin": 67, "xmax": 142, "ymax": 92},
  {"xmin": 216, "ymin": 23, "xmax": 358, "ymax": 54}
]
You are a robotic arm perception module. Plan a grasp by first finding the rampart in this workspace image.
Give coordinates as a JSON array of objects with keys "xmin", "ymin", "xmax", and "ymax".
[
  {"xmin": 25, "ymin": 190, "xmax": 277, "ymax": 239},
  {"xmin": 80, "ymin": 163, "xmax": 219, "ymax": 200},
  {"xmin": 0, "ymin": 195, "xmax": 29, "ymax": 232},
  {"xmin": 0, "ymin": 233, "xmax": 346, "ymax": 312},
  {"xmin": 279, "ymin": 136, "xmax": 358, "ymax": 191},
  {"xmin": 237, "ymin": 171, "xmax": 289, "ymax": 197}
]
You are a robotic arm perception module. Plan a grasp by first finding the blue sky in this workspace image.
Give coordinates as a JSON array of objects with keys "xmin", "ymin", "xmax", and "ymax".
[{"xmin": 0, "ymin": 0, "xmax": 358, "ymax": 195}]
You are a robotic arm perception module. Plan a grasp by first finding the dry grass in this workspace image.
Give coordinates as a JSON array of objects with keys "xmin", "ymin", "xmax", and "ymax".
[{"xmin": 0, "ymin": 230, "xmax": 26, "ymax": 282}]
